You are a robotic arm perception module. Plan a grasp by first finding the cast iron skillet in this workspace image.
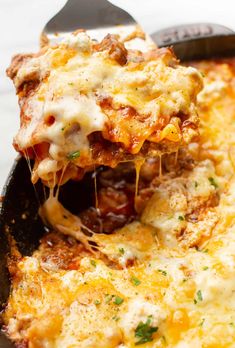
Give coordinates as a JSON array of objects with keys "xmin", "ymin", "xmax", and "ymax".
[{"xmin": 1, "ymin": 23, "xmax": 235, "ymax": 347}]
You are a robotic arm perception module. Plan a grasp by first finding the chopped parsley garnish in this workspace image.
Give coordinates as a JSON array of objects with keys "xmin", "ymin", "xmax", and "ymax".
[
  {"xmin": 94, "ymin": 299, "xmax": 101, "ymax": 305},
  {"xmin": 131, "ymin": 276, "xmax": 141, "ymax": 286},
  {"xmin": 112, "ymin": 315, "xmax": 120, "ymax": 321},
  {"xmin": 135, "ymin": 316, "xmax": 158, "ymax": 345},
  {"xmin": 114, "ymin": 296, "xmax": 124, "ymax": 305},
  {"xmin": 90, "ymin": 259, "xmax": 96, "ymax": 267},
  {"xmin": 208, "ymin": 177, "xmax": 218, "ymax": 188},
  {"xmin": 196, "ymin": 290, "xmax": 203, "ymax": 302},
  {"xmin": 158, "ymin": 269, "xmax": 167, "ymax": 276},
  {"xmin": 105, "ymin": 294, "xmax": 113, "ymax": 303},
  {"xmin": 194, "ymin": 181, "xmax": 199, "ymax": 188},
  {"xmin": 178, "ymin": 215, "xmax": 185, "ymax": 221},
  {"xmin": 203, "ymin": 266, "xmax": 209, "ymax": 271},
  {"xmin": 119, "ymin": 247, "xmax": 125, "ymax": 255},
  {"xmin": 67, "ymin": 150, "xmax": 80, "ymax": 160},
  {"xmin": 199, "ymin": 318, "xmax": 205, "ymax": 327},
  {"xmin": 105, "ymin": 294, "xmax": 124, "ymax": 305},
  {"xmin": 229, "ymin": 322, "xmax": 234, "ymax": 326}
]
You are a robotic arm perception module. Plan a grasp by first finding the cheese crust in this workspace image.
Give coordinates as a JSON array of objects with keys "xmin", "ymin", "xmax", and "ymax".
[
  {"xmin": 7, "ymin": 30, "xmax": 202, "ymax": 186},
  {"xmin": 3, "ymin": 58, "xmax": 235, "ymax": 348}
]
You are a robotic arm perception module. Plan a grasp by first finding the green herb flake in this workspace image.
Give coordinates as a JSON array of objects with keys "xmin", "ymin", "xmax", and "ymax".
[
  {"xmin": 135, "ymin": 317, "xmax": 158, "ymax": 345},
  {"xmin": 194, "ymin": 181, "xmax": 199, "ymax": 188},
  {"xmin": 90, "ymin": 260, "xmax": 96, "ymax": 267},
  {"xmin": 119, "ymin": 247, "xmax": 125, "ymax": 255},
  {"xmin": 203, "ymin": 266, "xmax": 209, "ymax": 271},
  {"xmin": 67, "ymin": 150, "xmax": 80, "ymax": 161},
  {"xmin": 178, "ymin": 215, "xmax": 185, "ymax": 221},
  {"xmin": 112, "ymin": 315, "xmax": 120, "ymax": 321},
  {"xmin": 229, "ymin": 322, "xmax": 234, "ymax": 326},
  {"xmin": 105, "ymin": 294, "xmax": 113, "ymax": 304},
  {"xmin": 199, "ymin": 318, "xmax": 205, "ymax": 327},
  {"xmin": 131, "ymin": 276, "xmax": 141, "ymax": 286},
  {"xmin": 158, "ymin": 269, "xmax": 167, "ymax": 276},
  {"xmin": 113, "ymin": 296, "xmax": 124, "ymax": 305},
  {"xmin": 94, "ymin": 299, "xmax": 101, "ymax": 305},
  {"xmin": 197, "ymin": 290, "xmax": 203, "ymax": 302},
  {"xmin": 208, "ymin": 177, "xmax": 218, "ymax": 189}
]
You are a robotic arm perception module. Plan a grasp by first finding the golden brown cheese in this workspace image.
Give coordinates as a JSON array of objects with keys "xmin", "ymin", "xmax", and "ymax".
[
  {"xmin": 7, "ymin": 30, "xmax": 202, "ymax": 186},
  {"xmin": 3, "ymin": 58, "xmax": 235, "ymax": 348}
]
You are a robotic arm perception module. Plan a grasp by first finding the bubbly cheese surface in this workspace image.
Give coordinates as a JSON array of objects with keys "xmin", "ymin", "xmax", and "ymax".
[
  {"xmin": 7, "ymin": 30, "xmax": 202, "ymax": 185},
  {"xmin": 3, "ymin": 58, "xmax": 235, "ymax": 348}
]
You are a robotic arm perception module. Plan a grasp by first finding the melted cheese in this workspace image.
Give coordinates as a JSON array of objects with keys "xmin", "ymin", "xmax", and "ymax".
[
  {"xmin": 141, "ymin": 159, "xmax": 220, "ymax": 248},
  {"xmin": 8, "ymin": 30, "xmax": 202, "ymax": 184},
  {"xmin": 6, "ymin": 50, "xmax": 235, "ymax": 348}
]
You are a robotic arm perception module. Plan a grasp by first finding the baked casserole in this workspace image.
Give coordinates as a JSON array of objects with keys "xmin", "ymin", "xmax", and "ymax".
[{"xmin": 2, "ymin": 31, "xmax": 235, "ymax": 348}]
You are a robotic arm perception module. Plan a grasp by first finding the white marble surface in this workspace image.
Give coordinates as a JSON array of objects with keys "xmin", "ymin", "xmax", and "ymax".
[{"xmin": 0, "ymin": 0, "xmax": 235, "ymax": 189}]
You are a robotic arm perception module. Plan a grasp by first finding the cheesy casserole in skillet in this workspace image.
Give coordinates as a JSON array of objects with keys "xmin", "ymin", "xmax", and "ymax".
[{"xmin": 3, "ymin": 31, "xmax": 235, "ymax": 348}]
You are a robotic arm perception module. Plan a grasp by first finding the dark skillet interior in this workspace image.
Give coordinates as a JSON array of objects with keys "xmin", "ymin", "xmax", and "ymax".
[
  {"xmin": 0, "ymin": 157, "xmax": 97, "ymax": 254},
  {"xmin": 0, "ymin": 158, "xmax": 44, "ymax": 320},
  {"xmin": 1, "ymin": 33, "xmax": 235, "ymax": 347}
]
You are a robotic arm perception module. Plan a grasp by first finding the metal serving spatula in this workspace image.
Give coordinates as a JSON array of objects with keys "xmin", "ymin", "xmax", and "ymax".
[
  {"xmin": 41, "ymin": 0, "xmax": 144, "ymax": 45},
  {"xmin": 41, "ymin": 0, "xmax": 234, "ymax": 49}
]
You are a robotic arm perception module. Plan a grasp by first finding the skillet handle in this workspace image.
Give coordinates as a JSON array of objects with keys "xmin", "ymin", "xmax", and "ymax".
[{"xmin": 151, "ymin": 22, "xmax": 234, "ymax": 47}]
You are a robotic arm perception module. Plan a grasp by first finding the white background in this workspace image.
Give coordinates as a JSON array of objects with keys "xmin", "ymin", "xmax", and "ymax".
[{"xmin": 0, "ymin": 0, "xmax": 235, "ymax": 189}]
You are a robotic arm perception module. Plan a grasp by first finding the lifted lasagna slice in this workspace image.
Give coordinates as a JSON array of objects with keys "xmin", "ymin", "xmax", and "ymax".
[{"xmin": 7, "ymin": 31, "xmax": 203, "ymax": 186}]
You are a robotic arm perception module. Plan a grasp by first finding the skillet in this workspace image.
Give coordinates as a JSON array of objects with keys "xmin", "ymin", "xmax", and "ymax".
[{"xmin": 1, "ymin": 23, "xmax": 235, "ymax": 347}]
